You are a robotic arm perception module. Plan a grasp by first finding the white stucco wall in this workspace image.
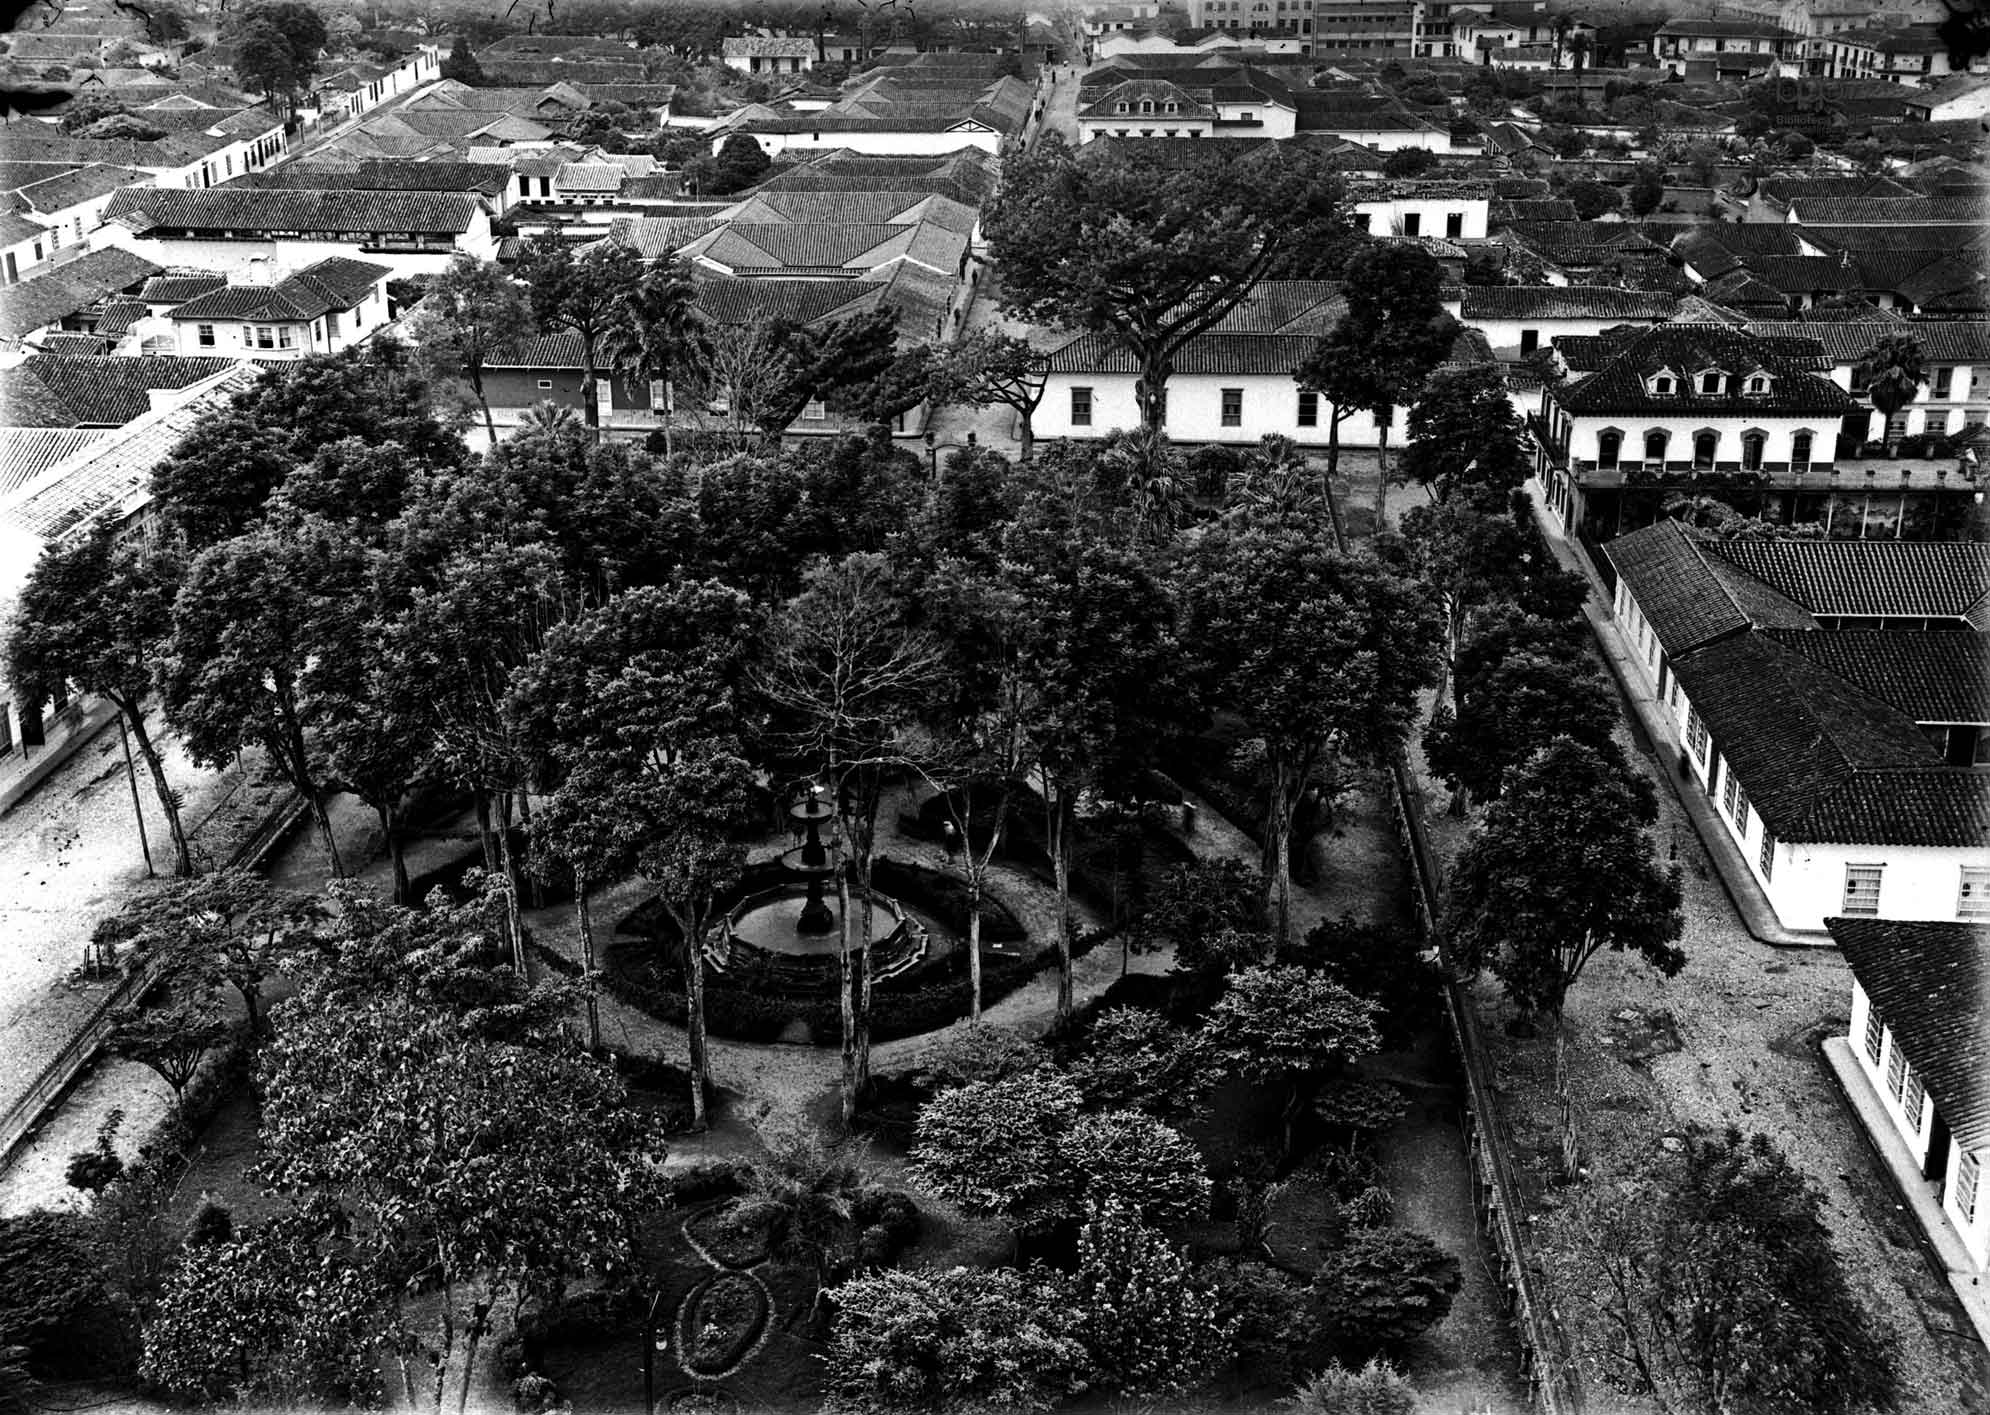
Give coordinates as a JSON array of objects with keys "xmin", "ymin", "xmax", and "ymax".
[
  {"xmin": 1079, "ymin": 115, "xmax": 1216, "ymax": 141},
  {"xmin": 713, "ymin": 127, "xmax": 1001, "ymax": 156},
  {"xmin": 91, "ymin": 212, "xmax": 496, "ymax": 281},
  {"xmin": 1568, "ymin": 410, "xmax": 1830, "ymax": 466},
  {"xmin": 1352, "ymin": 195, "xmax": 1488, "ymax": 240},
  {"xmin": 1471, "ymin": 313, "xmax": 1666, "ymax": 353},
  {"xmin": 1821, "ymin": 361, "xmax": 1984, "ymax": 439},
  {"xmin": 1036, "ymin": 369, "xmax": 1411, "ymax": 446}
]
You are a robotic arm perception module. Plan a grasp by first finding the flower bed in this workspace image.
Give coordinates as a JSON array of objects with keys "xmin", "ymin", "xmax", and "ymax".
[{"xmin": 678, "ymin": 1271, "xmax": 768, "ymax": 1377}]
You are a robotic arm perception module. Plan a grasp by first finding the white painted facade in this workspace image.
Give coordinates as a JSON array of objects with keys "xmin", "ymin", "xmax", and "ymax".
[
  {"xmin": 1467, "ymin": 311, "xmax": 1670, "ymax": 356},
  {"xmin": 168, "ymin": 283, "xmax": 391, "ymax": 361},
  {"xmin": 1815, "ymin": 361, "xmax": 1985, "ymax": 441},
  {"xmin": 1613, "ymin": 573, "xmax": 1990, "ymax": 932},
  {"xmin": 1036, "ymin": 368, "xmax": 1411, "ymax": 447},
  {"xmin": 1847, "ymin": 980, "xmax": 1989, "ymax": 1271},
  {"xmin": 89, "ymin": 210, "xmax": 498, "ymax": 282},
  {"xmin": 1551, "ymin": 401, "xmax": 1835, "ymax": 473},
  {"xmin": 710, "ymin": 124, "xmax": 1005, "ymax": 157},
  {"xmin": 313, "ymin": 48, "xmax": 441, "ymax": 124},
  {"xmin": 1351, "ymin": 194, "xmax": 1488, "ymax": 240}
]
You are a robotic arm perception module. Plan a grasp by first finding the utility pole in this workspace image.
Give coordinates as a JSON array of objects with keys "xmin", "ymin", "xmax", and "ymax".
[{"xmin": 117, "ymin": 714, "xmax": 155, "ymax": 877}]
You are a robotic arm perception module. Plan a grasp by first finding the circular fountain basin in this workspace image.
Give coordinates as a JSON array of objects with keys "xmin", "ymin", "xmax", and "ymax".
[{"xmin": 724, "ymin": 885, "xmax": 898, "ymax": 958}]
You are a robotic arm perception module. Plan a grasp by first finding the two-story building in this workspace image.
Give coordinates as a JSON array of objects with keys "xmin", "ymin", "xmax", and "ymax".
[
  {"xmin": 1652, "ymin": 17, "xmax": 1795, "ymax": 76},
  {"xmin": 95, "ymin": 186, "xmax": 498, "ymax": 279},
  {"xmin": 1826, "ymin": 917, "xmax": 1988, "ymax": 1278},
  {"xmin": 721, "ymin": 35, "xmax": 816, "ymax": 76},
  {"xmin": 1741, "ymin": 313, "xmax": 1990, "ymax": 442},
  {"xmin": 1350, "ymin": 179, "xmax": 1490, "ymax": 240},
  {"xmin": 1604, "ymin": 519, "xmax": 1990, "ymax": 934},
  {"xmin": 163, "ymin": 257, "xmax": 392, "ymax": 359},
  {"xmin": 1459, "ymin": 286, "xmax": 1679, "ymax": 358}
]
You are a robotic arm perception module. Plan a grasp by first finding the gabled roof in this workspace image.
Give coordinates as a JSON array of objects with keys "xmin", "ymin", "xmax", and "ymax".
[
  {"xmin": 0, "ymin": 246, "xmax": 162, "ymax": 342},
  {"xmin": 1739, "ymin": 314, "xmax": 1907, "ymax": 363},
  {"xmin": 138, "ymin": 272, "xmax": 229, "ymax": 304},
  {"xmin": 1552, "ymin": 324, "xmax": 1852, "ymax": 416},
  {"xmin": 1790, "ymin": 195, "xmax": 1989, "ymax": 226},
  {"xmin": 1763, "ymin": 630, "xmax": 1990, "ymax": 726},
  {"xmin": 1048, "ymin": 330, "xmax": 1320, "ymax": 377},
  {"xmin": 1605, "ymin": 519, "xmax": 1814, "ymax": 656},
  {"xmin": 1460, "ymin": 286, "xmax": 1676, "ymax": 321},
  {"xmin": 234, "ymin": 161, "xmax": 512, "ymax": 198},
  {"xmin": 103, "ymin": 186, "xmax": 480, "ymax": 235},
  {"xmin": 1827, "ymin": 918, "xmax": 1990, "ymax": 1152},
  {"xmin": 0, "ymin": 209, "xmax": 45, "ymax": 246},
  {"xmin": 1710, "ymin": 539, "xmax": 1990, "ymax": 626},
  {"xmin": 8, "ymin": 163, "xmax": 151, "ymax": 214},
  {"xmin": 0, "ymin": 355, "xmax": 245, "ymax": 428},
  {"xmin": 168, "ymin": 257, "xmax": 390, "ymax": 322},
  {"xmin": 0, "ymin": 426, "xmax": 107, "ymax": 497}
]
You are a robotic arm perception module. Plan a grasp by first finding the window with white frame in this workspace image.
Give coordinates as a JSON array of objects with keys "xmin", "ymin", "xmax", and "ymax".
[
  {"xmin": 1731, "ymin": 781, "xmax": 1749, "ymax": 832},
  {"xmin": 1222, "ymin": 388, "xmax": 1243, "ymax": 427},
  {"xmin": 1071, "ymin": 387, "xmax": 1093, "ymax": 426},
  {"xmin": 1721, "ymin": 771, "xmax": 1741, "ymax": 822},
  {"xmin": 1862, "ymin": 1003, "xmax": 1883, "ymax": 1063},
  {"xmin": 1885, "ymin": 1037, "xmax": 1907, "ymax": 1099},
  {"xmin": 1960, "ymin": 1151, "xmax": 1981, "ymax": 1224},
  {"xmin": 1791, "ymin": 429, "xmax": 1812, "ymax": 468},
  {"xmin": 1686, "ymin": 708, "xmax": 1708, "ymax": 760},
  {"xmin": 1758, "ymin": 827, "xmax": 1774, "ymax": 880},
  {"xmin": 1934, "ymin": 365, "xmax": 1953, "ymax": 398},
  {"xmin": 536, "ymin": 378, "xmax": 553, "ymax": 389},
  {"xmin": 1598, "ymin": 429, "xmax": 1621, "ymax": 468},
  {"xmin": 196, "ymin": 324, "xmax": 216, "ymax": 347},
  {"xmin": 1699, "ymin": 371, "xmax": 1723, "ymax": 394},
  {"xmin": 1959, "ymin": 866, "xmax": 1990, "ymax": 918},
  {"xmin": 1903, "ymin": 1068, "xmax": 1924, "ymax": 1125},
  {"xmin": 1645, "ymin": 429, "xmax": 1668, "ymax": 462},
  {"xmin": 1297, "ymin": 390, "xmax": 1318, "ymax": 427},
  {"xmin": 1843, "ymin": 863, "xmax": 1884, "ymax": 916},
  {"xmin": 802, "ymin": 399, "xmax": 827, "ymax": 421}
]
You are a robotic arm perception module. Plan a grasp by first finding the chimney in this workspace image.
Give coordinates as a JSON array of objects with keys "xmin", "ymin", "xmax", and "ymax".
[{"xmin": 241, "ymin": 254, "xmax": 274, "ymax": 286}]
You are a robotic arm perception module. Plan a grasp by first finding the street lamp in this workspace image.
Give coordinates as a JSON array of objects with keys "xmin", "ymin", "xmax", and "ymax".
[
  {"xmin": 923, "ymin": 429, "xmax": 938, "ymax": 479},
  {"xmin": 642, "ymin": 1291, "xmax": 669, "ymax": 1414}
]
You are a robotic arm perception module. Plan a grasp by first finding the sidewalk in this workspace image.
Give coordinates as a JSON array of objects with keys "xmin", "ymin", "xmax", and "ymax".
[
  {"xmin": 1521, "ymin": 482, "xmax": 1830, "ymax": 950},
  {"xmin": 1824, "ymin": 1036, "xmax": 1990, "ymax": 1355}
]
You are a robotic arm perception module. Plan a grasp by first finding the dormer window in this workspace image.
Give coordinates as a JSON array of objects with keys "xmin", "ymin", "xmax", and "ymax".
[
  {"xmin": 1649, "ymin": 373, "xmax": 1677, "ymax": 395},
  {"xmin": 1164, "ymin": 101, "xmax": 1178, "ymax": 114},
  {"xmin": 1743, "ymin": 372, "xmax": 1771, "ymax": 395},
  {"xmin": 1698, "ymin": 370, "xmax": 1725, "ymax": 395},
  {"xmin": 1140, "ymin": 100, "xmax": 1154, "ymax": 114},
  {"xmin": 1116, "ymin": 101, "xmax": 1129, "ymax": 113}
]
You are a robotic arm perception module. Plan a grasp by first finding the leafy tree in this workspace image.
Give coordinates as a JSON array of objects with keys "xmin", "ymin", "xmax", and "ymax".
[
  {"xmin": 148, "ymin": 406, "xmax": 293, "ymax": 550},
  {"xmin": 139, "ymin": 1203, "xmax": 384, "ymax": 1407},
  {"xmin": 1854, "ymin": 334, "xmax": 1925, "ymax": 451},
  {"xmin": 1552, "ymin": 1129, "xmax": 1901, "ymax": 1415},
  {"xmin": 99, "ymin": 870, "xmax": 322, "ymax": 1038},
  {"xmin": 986, "ymin": 135, "xmax": 1348, "ymax": 428},
  {"xmin": 1133, "ymin": 856, "xmax": 1271, "ymax": 978},
  {"xmin": 1566, "ymin": 179, "xmax": 1622, "ymax": 221},
  {"xmin": 1064, "ymin": 1111, "xmax": 1211, "ymax": 1228},
  {"xmin": 824, "ymin": 1267, "xmax": 1089, "ymax": 1415},
  {"xmin": 1446, "ymin": 738, "xmax": 1685, "ymax": 1026},
  {"xmin": 406, "ymin": 254, "xmax": 532, "ymax": 442},
  {"xmin": 1312, "ymin": 1226, "xmax": 1461, "ymax": 1356},
  {"xmin": 1179, "ymin": 526, "xmax": 1441, "ymax": 943},
  {"xmin": 1295, "ymin": 243, "xmax": 1459, "ymax": 515},
  {"xmin": 1291, "ymin": 1358, "xmax": 1417, "ymax": 1415},
  {"xmin": 519, "ymin": 236, "xmax": 643, "ymax": 434},
  {"xmin": 1204, "ymin": 1258, "xmax": 1324, "ymax": 1393},
  {"xmin": 1398, "ymin": 363, "xmax": 1533, "ymax": 507},
  {"xmin": 1379, "ymin": 146, "xmax": 1437, "ymax": 178},
  {"xmin": 1662, "ymin": 493, "xmax": 1825, "ymax": 540},
  {"xmin": 257, "ymin": 968, "xmax": 663, "ymax": 1413},
  {"xmin": 229, "ymin": 3, "xmax": 328, "ymax": 113},
  {"xmin": 5, "ymin": 521, "xmax": 195, "ymax": 876},
  {"xmin": 1628, "ymin": 161, "xmax": 1666, "ymax": 218},
  {"xmin": 688, "ymin": 133, "xmax": 771, "ymax": 196},
  {"xmin": 439, "ymin": 35, "xmax": 484, "ymax": 83},
  {"xmin": 109, "ymin": 980, "xmax": 232, "ymax": 1117},
  {"xmin": 0, "ymin": 1212, "xmax": 108, "ymax": 1373},
  {"xmin": 161, "ymin": 516, "xmax": 368, "ymax": 877},
  {"xmin": 1071, "ymin": 1204, "xmax": 1232, "ymax": 1399},
  {"xmin": 727, "ymin": 1117, "xmax": 874, "ymax": 1308},
  {"xmin": 688, "ymin": 311, "xmax": 904, "ymax": 444},
  {"xmin": 927, "ymin": 330, "xmax": 1050, "ymax": 460},
  {"xmin": 759, "ymin": 553, "xmax": 939, "ymax": 1114},
  {"xmin": 1423, "ymin": 643, "xmax": 1622, "ymax": 805},
  {"xmin": 925, "ymin": 1024, "xmax": 1046, "ymax": 1090},
  {"xmin": 1200, "ymin": 964, "xmax": 1380, "ymax": 1159},
  {"xmin": 1297, "ymin": 916, "xmax": 1438, "ymax": 1054}
]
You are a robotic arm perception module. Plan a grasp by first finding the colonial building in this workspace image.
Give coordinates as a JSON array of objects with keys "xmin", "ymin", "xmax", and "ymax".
[
  {"xmin": 163, "ymin": 257, "xmax": 392, "ymax": 359},
  {"xmin": 1827, "ymin": 917, "xmax": 1988, "ymax": 1274},
  {"xmin": 1604, "ymin": 520, "xmax": 1990, "ymax": 933},
  {"xmin": 721, "ymin": 35, "xmax": 817, "ymax": 76}
]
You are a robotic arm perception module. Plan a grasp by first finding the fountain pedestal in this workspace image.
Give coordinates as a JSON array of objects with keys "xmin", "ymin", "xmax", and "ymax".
[{"xmin": 782, "ymin": 791, "xmax": 840, "ymax": 935}]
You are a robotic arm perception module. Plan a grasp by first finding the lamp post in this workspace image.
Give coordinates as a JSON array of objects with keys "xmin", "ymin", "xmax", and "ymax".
[
  {"xmin": 642, "ymin": 1291, "xmax": 668, "ymax": 1415},
  {"xmin": 923, "ymin": 428, "xmax": 937, "ymax": 479}
]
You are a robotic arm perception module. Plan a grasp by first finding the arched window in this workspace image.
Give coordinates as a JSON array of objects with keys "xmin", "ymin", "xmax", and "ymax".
[
  {"xmin": 1791, "ymin": 430, "xmax": 1813, "ymax": 468},
  {"xmin": 1598, "ymin": 430, "xmax": 1622, "ymax": 469},
  {"xmin": 1644, "ymin": 429, "xmax": 1669, "ymax": 464},
  {"xmin": 1694, "ymin": 431, "xmax": 1718, "ymax": 469},
  {"xmin": 1741, "ymin": 431, "xmax": 1765, "ymax": 470},
  {"xmin": 1140, "ymin": 99, "xmax": 1154, "ymax": 114},
  {"xmin": 1745, "ymin": 373, "xmax": 1770, "ymax": 395}
]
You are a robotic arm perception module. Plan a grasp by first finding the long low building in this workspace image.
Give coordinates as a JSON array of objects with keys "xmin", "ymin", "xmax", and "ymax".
[{"xmin": 1606, "ymin": 519, "xmax": 1990, "ymax": 933}]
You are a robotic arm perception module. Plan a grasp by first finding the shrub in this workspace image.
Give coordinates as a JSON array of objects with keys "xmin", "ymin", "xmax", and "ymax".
[
  {"xmin": 1312, "ymin": 1226, "xmax": 1460, "ymax": 1357},
  {"xmin": 925, "ymin": 1024, "xmax": 1045, "ymax": 1088},
  {"xmin": 0, "ymin": 1212, "xmax": 109, "ymax": 1372},
  {"xmin": 1203, "ymin": 1256, "xmax": 1323, "ymax": 1391},
  {"xmin": 184, "ymin": 1199, "xmax": 233, "ymax": 1248},
  {"xmin": 851, "ymin": 1189, "xmax": 921, "ymax": 1264},
  {"xmin": 1060, "ymin": 1006, "xmax": 1200, "ymax": 1113},
  {"xmin": 667, "ymin": 1159, "xmax": 748, "ymax": 1205},
  {"xmin": 1072, "ymin": 1205, "xmax": 1232, "ymax": 1399},
  {"xmin": 1291, "ymin": 1357, "xmax": 1417, "ymax": 1415}
]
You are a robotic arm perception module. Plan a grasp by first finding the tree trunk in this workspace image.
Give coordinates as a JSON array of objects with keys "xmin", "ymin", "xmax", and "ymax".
[
  {"xmin": 856, "ymin": 881, "xmax": 875, "ymax": 1099},
  {"xmin": 474, "ymin": 790, "xmax": 496, "ymax": 873},
  {"xmin": 472, "ymin": 365, "xmax": 496, "ymax": 445},
  {"xmin": 493, "ymin": 792, "xmax": 527, "ymax": 976},
  {"xmin": 515, "ymin": 789, "xmax": 538, "ymax": 907},
  {"xmin": 967, "ymin": 879, "xmax": 984, "ymax": 1022},
  {"xmin": 1136, "ymin": 350, "xmax": 1170, "ymax": 433},
  {"xmin": 1262, "ymin": 753, "xmax": 1296, "ymax": 953},
  {"xmin": 836, "ymin": 867, "xmax": 857, "ymax": 1122},
  {"xmin": 1046, "ymin": 781, "xmax": 1075, "ymax": 1019},
  {"xmin": 122, "ymin": 705, "xmax": 194, "ymax": 878},
  {"xmin": 1325, "ymin": 407, "xmax": 1345, "ymax": 491},
  {"xmin": 1373, "ymin": 413, "xmax": 1392, "ymax": 529},
  {"xmin": 379, "ymin": 803, "xmax": 412, "ymax": 905},
  {"xmin": 1017, "ymin": 402, "xmax": 1036, "ymax": 461},
  {"xmin": 684, "ymin": 907, "xmax": 709, "ymax": 1130},
  {"xmin": 581, "ymin": 346, "xmax": 602, "ymax": 435},
  {"xmin": 281, "ymin": 696, "xmax": 344, "ymax": 878},
  {"xmin": 577, "ymin": 866, "xmax": 600, "ymax": 1054}
]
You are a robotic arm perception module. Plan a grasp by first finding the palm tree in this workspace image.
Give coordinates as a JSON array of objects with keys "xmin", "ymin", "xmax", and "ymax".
[
  {"xmin": 1098, "ymin": 426, "xmax": 1184, "ymax": 541},
  {"xmin": 1856, "ymin": 334, "xmax": 1926, "ymax": 454},
  {"xmin": 516, "ymin": 400, "xmax": 585, "ymax": 437},
  {"xmin": 725, "ymin": 1119, "xmax": 872, "ymax": 1312},
  {"xmin": 1228, "ymin": 434, "xmax": 1323, "ymax": 524},
  {"xmin": 605, "ymin": 256, "xmax": 707, "ymax": 459}
]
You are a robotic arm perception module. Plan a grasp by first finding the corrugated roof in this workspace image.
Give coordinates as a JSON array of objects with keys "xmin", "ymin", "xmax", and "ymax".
[{"xmin": 1827, "ymin": 918, "xmax": 1990, "ymax": 1151}]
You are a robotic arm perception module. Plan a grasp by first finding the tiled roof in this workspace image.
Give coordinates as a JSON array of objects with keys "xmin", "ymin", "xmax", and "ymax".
[
  {"xmin": 1554, "ymin": 324, "xmax": 1850, "ymax": 416},
  {"xmin": 1459, "ymin": 286, "xmax": 1676, "ymax": 321},
  {"xmin": 1826, "ymin": 918, "xmax": 1990, "ymax": 1151},
  {"xmin": 1667, "ymin": 632, "xmax": 1983, "ymax": 846},
  {"xmin": 169, "ymin": 258, "xmax": 389, "ymax": 322},
  {"xmin": 103, "ymin": 185, "xmax": 480, "ymax": 235},
  {"xmin": 554, "ymin": 163, "xmax": 625, "ymax": 193},
  {"xmin": 1739, "ymin": 255, "xmax": 1864, "ymax": 296},
  {"xmin": 690, "ymin": 275, "xmax": 875, "ymax": 328},
  {"xmin": 1604, "ymin": 519, "xmax": 1811, "ymax": 656},
  {"xmin": 0, "ymin": 354, "xmax": 245, "ymax": 428},
  {"xmin": 1047, "ymin": 330, "xmax": 1318, "ymax": 377},
  {"xmin": 1739, "ymin": 315, "xmax": 1907, "ymax": 363},
  {"xmin": 0, "ymin": 246, "xmax": 162, "ymax": 342},
  {"xmin": 10, "ymin": 163, "xmax": 151, "ymax": 214},
  {"xmin": 1709, "ymin": 539, "xmax": 1990, "ymax": 625},
  {"xmin": 1489, "ymin": 198, "xmax": 1578, "ymax": 223},
  {"xmin": 0, "ymin": 129, "xmax": 237, "ymax": 168},
  {"xmin": 0, "ymin": 364, "xmax": 264, "ymax": 541},
  {"xmin": 1206, "ymin": 280, "xmax": 1346, "ymax": 336},
  {"xmin": 35, "ymin": 333, "xmax": 111, "ymax": 356},
  {"xmin": 0, "ymin": 426, "xmax": 106, "ymax": 496},
  {"xmin": 138, "ymin": 272, "xmax": 229, "ymax": 304},
  {"xmin": 1790, "ymin": 195, "xmax": 1988, "ymax": 226},
  {"xmin": 1762, "ymin": 630, "xmax": 1990, "ymax": 725},
  {"xmin": 0, "ymin": 209, "xmax": 45, "ymax": 245},
  {"xmin": 235, "ymin": 161, "xmax": 512, "ymax": 197},
  {"xmin": 1756, "ymin": 175, "xmax": 1916, "ymax": 207}
]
